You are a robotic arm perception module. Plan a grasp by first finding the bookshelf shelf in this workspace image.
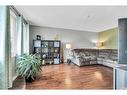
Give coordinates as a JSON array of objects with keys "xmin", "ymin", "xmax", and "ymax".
[{"xmin": 33, "ymin": 40, "xmax": 61, "ymax": 65}]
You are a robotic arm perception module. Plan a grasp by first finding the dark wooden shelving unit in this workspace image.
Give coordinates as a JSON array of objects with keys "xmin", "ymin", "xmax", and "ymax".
[{"xmin": 33, "ymin": 40, "xmax": 61, "ymax": 65}]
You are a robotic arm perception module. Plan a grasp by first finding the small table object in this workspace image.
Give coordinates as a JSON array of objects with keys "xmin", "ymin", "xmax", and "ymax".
[{"xmin": 67, "ymin": 59, "xmax": 71, "ymax": 64}]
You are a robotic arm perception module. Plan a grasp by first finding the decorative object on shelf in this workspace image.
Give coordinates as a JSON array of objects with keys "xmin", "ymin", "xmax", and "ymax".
[
  {"xmin": 54, "ymin": 48, "xmax": 59, "ymax": 52},
  {"xmin": 42, "ymin": 60, "xmax": 45, "ymax": 65},
  {"xmin": 42, "ymin": 54, "xmax": 46, "ymax": 59},
  {"xmin": 50, "ymin": 61, "xmax": 52, "ymax": 64},
  {"xmin": 35, "ymin": 48, "xmax": 41, "ymax": 53},
  {"xmin": 36, "ymin": 35, "xmax": 41, "ymax": 40},
  {"xmin": 16, "ymin": 53, "xmax": 41, "ymax": 82}
]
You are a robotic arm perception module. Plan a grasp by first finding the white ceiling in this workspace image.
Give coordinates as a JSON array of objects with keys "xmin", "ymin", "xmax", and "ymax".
[{"xmin": 15, "ymin": 6, "xmax": 127, "ymax": 32}]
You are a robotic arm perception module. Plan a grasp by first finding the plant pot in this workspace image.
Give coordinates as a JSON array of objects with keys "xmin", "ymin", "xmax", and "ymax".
[{"xmin": 25, "ymin": 76, "xmax": 36, "ymax": 82}]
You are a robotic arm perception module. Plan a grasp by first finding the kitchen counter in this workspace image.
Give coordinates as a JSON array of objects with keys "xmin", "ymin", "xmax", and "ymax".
[
  {"xmin": 117, "ymin": 66, "xmax": 127, "ymax": 70},
  {"xmin": 113, "ymin": 63, "xmax": 127, "ymax": 68},
  {"xmin": 113, "ymin": 64, "xmax": 127, "ymax": 90}
]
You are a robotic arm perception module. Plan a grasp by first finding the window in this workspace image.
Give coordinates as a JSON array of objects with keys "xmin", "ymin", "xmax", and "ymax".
[
  {"xmin": 0, "ymin": 6, "xmax": 29, "ymax": 89},
  {"xmin": 23, "ymin": 20, "xmax": 29, "ymax": 54},
  {"xmin": 10, "ymin": 9, "xmax": 18, "ymax": 81}
]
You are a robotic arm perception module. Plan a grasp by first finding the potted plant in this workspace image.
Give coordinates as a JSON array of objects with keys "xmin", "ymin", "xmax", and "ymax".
[{"xmin": 16, "ymin": 53, "xmax": 41, "ymax": 82}]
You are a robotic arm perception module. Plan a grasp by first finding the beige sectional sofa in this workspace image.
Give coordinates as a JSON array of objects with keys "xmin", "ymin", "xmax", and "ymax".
[{"xmin": 71, "ymin": 49, "xmax": 118, "ymax": 68}]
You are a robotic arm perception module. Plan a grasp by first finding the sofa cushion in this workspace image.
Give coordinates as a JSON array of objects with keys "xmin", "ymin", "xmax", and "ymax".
[
  {"xmin": 109, "ymin": 49, "xmax": 118, "ymax": 61},
  {"xmin": 90, "ymin": 55, "xmax": 96, "ymax": 60},
  {"xmin": 98, "ymin": 49, "xmax": 112, "ymax": 59}
]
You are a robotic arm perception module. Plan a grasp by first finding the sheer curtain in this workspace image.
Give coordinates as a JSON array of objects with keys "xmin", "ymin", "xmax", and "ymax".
[
  {"xmin": 9, "ymin": 11, "xmax": 30, "ymax": 88},
  {"xmin": 10, "ymin": 9, "xmax": 17, "ymax": 57},
  {"xmin": 0, "ymin": 6, "xmax": 10, "ymax": 89},
  {"xmin": 9, "ymin": 9, "xmax": 18, "ymax": 87}
]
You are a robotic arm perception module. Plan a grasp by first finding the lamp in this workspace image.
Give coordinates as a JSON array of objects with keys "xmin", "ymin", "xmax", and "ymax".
[
  {"xmin": 66, "ymin": 43, "xmax": 71, "ymax": 49},
  {"xmin": 96, "ymin": 42, "xmax": 103, "ymax": 48},
  {"xmin": 65, "ymin": 43, "xmax": 72, "ymax": 63}
]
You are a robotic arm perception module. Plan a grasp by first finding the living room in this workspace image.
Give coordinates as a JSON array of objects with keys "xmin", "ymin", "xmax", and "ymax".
[{"xmin": 0, "ymin": 5, "xmax": 127, "ymax": 91}]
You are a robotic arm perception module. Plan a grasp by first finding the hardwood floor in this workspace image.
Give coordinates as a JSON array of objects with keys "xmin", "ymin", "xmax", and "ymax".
[{"xmin": 12, "ymin": 64, "xmax": 113, "ymax": 89}]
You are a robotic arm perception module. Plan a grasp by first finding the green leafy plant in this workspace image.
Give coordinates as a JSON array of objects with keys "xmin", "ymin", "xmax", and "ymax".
[{"xmin": 16, "ymin": 53, "xmax": 41, "ymax": 82}]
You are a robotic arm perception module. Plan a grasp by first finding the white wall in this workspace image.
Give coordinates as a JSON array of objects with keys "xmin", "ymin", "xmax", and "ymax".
[{"xmin": 29, "ymin": 25, "xmax": 98, "ymax": 62}]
